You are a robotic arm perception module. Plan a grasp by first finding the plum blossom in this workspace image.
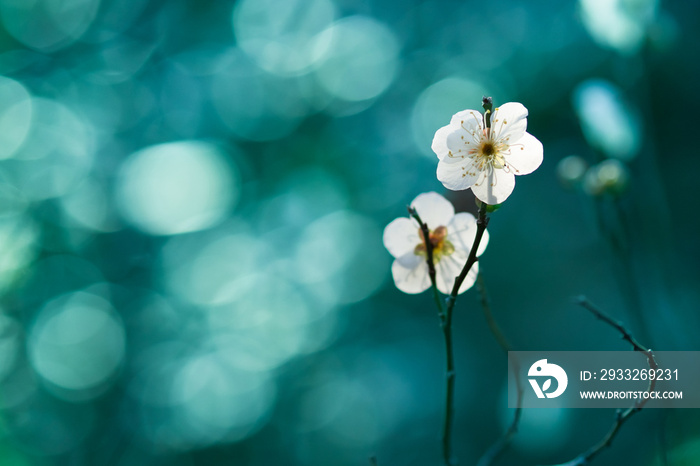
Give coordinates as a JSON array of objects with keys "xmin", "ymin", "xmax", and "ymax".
[
  {"xmin": 383, "ymin": 192, "xmax": 488, "ymax": 295},
  {"xmin": 432, "ymin": 102, "xmax": 543, "ymax": 204}
]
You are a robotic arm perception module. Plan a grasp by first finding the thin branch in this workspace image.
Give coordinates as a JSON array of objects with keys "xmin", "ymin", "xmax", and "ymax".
[
  {"xmin": 440, "ymin": 308, "xmax": 457, "ymax": 466},
  {"xmin": 447, "ymin": 202, "xmax": 489, "ymax": 304},
  {"xmin": 407, "ymin": 206, "xmax": 444, "ymax": 317},
  {"xmin": 408, "ymin": 205, "xmax": 454, "ymax": 465},
  {"xmin": 408, "ymin": 201, "xmax": 490, "ymax": 466},
  {"xmin": 591, "ymin": 197, "xmax": 652, "ymax": 347},
  {"xmin": 476, "ymin": 272, "xmax": 523, "ymax": 466},
  {"xmin": 444, "ymin": 201, "xmax": 489, "ymax": 465},
  {"xmin": 477, "ymin": 272, "xmax": 513, "ymax": 353},
  {"xmin": 552, "ymin": 297, "xmax": 658, "ymax": 466},
  {"xmin": 574, "ymin": 296, "xmax": 652, "ymax": 356}
]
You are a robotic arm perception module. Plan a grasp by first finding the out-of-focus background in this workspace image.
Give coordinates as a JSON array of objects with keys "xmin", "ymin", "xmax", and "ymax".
[{"xmin": 0, "ymin": 0, "xmax": 697, "ymax": 465}]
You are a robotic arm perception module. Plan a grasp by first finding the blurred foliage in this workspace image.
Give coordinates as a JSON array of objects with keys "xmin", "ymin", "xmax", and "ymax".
[{"xmin": 0, "ymin": 0, "xmax": 697, "ymax": 465}]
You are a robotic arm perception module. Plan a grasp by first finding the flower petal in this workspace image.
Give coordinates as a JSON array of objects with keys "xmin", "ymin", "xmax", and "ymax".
[
  {"xmin": 476, "ymin": 227, "xmax": 489, "ymax": 256},
  {"xmin": 470, "ymin": 169, "xmax": 516, "ymax": 205},
  {"xmin": 437, "ymin": 160, "xmax": 481, "ymax": 191},
  {"xmin": 449, "ymin": 109, "xmax": 483, "ymax": 132},
  {"xmin": 432, "ymin": 110, "xmax": 482, "ymax": 161},
  {"xmin": 383, "ymin": 217, "xmax": 420, "ymax": 259},
  {"xmin": 505, "ymin": 132, "xmax": 543, "ymax": 176},
  {"xmin": 491, "ymin": 102, "xmax": 527, "ymax": 143},
  {"xmin": 447, "ymin": 212, "xmax": 489, "ymax": 257},
  {"xmin": 391, "ymin": 259, "xmax": 430, "ymax": 294},
  {"xmin": 431, "ymin": 124, "xmax": 454, "ymax": 160},
  {"xmin": 410, "ymin": 192, "xmax": 455, "ymax": 229},
  {"xmin": 435, "ymin": 253, "xmax": 460, "ymax": 294},
  {"xmin": 396, "ymin": 251, "xmax": 423, "ymax": 269},
  {"xmin": 435, "ymin": 250, "xmax": 478, "ymax": 295},
  {"xmin": 457, "ymin": 261, "xmax": 479, "ymax": 295},
  {"xmin": 444, "ymin": 128, "xmax": 480, "ymax": 161},
  {"xmin": 447, "ymin": 212, "xmax": 476, "ymax": 249}
]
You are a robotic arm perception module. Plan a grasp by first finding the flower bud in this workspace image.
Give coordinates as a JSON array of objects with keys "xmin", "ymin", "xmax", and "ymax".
[
  {"xmin": 583, "ymin": 159, "xmax": 630, "ymax": 196},
  {"xmin": 597, "ymin": 159, "xmax": 629, "ymax": 195}
]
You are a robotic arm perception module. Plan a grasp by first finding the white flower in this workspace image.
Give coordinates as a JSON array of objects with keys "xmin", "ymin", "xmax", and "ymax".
[
  {"xmin": 383, "ymin": 192, "xmax": 489, "ymax": 295},
  {"xmin": 432, "ymin": 102, "xmax": 543, "ymax": 205}
]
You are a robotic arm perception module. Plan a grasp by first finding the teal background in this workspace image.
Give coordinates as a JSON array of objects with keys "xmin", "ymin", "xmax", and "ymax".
[{"xmin": 0, "ymin": 0, "xmax": 697, "ymax": 465}]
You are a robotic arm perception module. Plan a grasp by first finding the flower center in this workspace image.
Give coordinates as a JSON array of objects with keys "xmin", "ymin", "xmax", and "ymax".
[
  {"xmin": 475, "ymin": 136, "xmax": 507, "ymax": 170},
  {"xmin": 481, "ymin": 142, "xmax": 496, "ymax": 156},
  {"xmin": 414, "ymin": 226, "xmax": 455, "ymax": 263}
]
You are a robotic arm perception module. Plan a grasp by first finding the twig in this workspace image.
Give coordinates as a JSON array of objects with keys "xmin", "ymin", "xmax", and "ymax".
[
  {"xmin": 551, "ymin": 297, "xmax": 658, "ymax": 466},
  {"xmin": 408, "ymin": 206, "xmax": 454, "ymax": 465},
  {"xmin": 438, "ymin": 201, "xmax": 489, "ymax": 466},
  {"xmin": 369, "ymin": 456, "xmax": 378, "ymax": 466},
  {"xmin": 476, "ymin": 272, "xmax": 523, "ymax": 466},
  {"xmin": 408, "ymin": 98, "xmax": 494, "ymax": 466},
  {"xmin": 591, "ymin": 198, "xmax": 651, "ymax": 345},
  {"xmin": 408, "ymin": 206, "xmax": 451, "ymax": 465},
  {"xmin": 574, "ymin": 297, "xmax": 653, "ymax": 357},
  {"xmin": 446, "ymin": 202, "xmax": 489, "ymax": 305},
  {"xmin": 408, "ymin": 201, "xmax": 489, "ymax": 466},
  {"xmin": 407, "ymin": 207, "xmax": 444, "ymax": 317}
]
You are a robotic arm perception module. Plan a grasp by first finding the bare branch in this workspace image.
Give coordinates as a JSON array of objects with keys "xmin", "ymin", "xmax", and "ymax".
[
  {"xmin": 408, "ymin": 200, "xmax": 490, "ymax": 466},
  {"xmin": 407, "ymin": 206, "xmax": 443, "ymax": 316},
  {"xmin": 550, "ymin": 297, "xmax": 658, "ymax": 466}
]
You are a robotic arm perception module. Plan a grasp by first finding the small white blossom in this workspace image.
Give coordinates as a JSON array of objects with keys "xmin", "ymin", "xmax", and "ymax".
[
  {"xmin": 383, "ymin": 192, "xmax": 488, "ymax": 295},
  {"xmin": 432, "ymin": 102, "xmax": 543, "ymax": 204}
]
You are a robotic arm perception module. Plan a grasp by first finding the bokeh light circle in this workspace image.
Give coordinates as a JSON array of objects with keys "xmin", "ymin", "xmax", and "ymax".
[
  {"xmin": 0, "ymin": 314, "xmax": 21, "ymax": 382},
  {"xmin": 12, "ymin": 98, "xmax": 94, "ymax": 200},
  {"xmin": 294, "ymin": 210, "xmax": 387, "ymax": 305},
  {"xmin": 0, "ymin": 0, "xmax": 101, "ymax": 52},
  {"xmin": 208, "ymin": 272, "xmax": 337, "ymax": 371},
  {"xmin": 116, "ymin": 140, "xmax": 239, "ymax": 236},
  {"xmin": 0, "ymin": 76, "xmax": 32, "ymax": 160},
  {"xmin": 573, "ymin": 79, "xmax": 641, "ymax": 161},
  {"xmin": 60, "ymin": 176, "xmax": 119, "ymax": 232},
  {"xmin": 0, "ymin": 210, "xmax": 39, "ymax": 294},
  {"xmin": 579, "ymin": 0, "xmax": 659, "ymax": 54},
  {"xmin": 160, "ymin": 226, "xmax": 267, "ymax": 306},
  {"xmin": 211, "ymin": 49, "xmax": 308, "ymax": 141},
  {"xmin": 135, "ymin": 350, "xmax": 276, "ymax": 448},
  {"xmin": 29, "ymin": 291, "xmax": 125, "ymax": 394},
  {"xmin": 312, "ymin": 16, "xmax": 399, "ymax": 102},
  {"xmin": 411, "ymin": 77, "xmax": 491, "ymax": 157},
  {"xmin": 170, "ymin": 354, "xmax": 276, "ymax": 445},
  {"xmin": 233, "ymin": 0, "xmax": 337, "ymax": 76}
]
